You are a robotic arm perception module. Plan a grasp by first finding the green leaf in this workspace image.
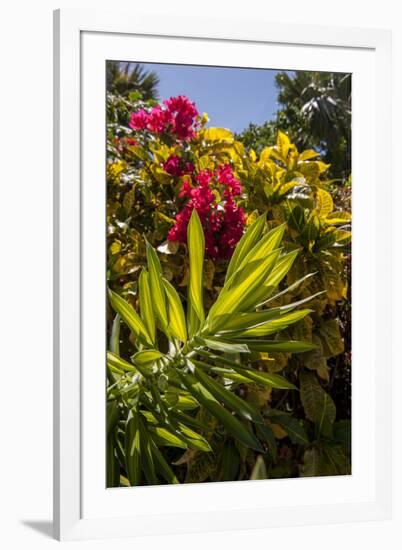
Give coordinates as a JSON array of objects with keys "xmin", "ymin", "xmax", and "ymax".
[
  {"xmin": 300, "ymin": 213, "xmax": 320, "ymax": 245},
  {"xmin": 250, "ymin": 455, "xmax": 267, "ymax": 480},
  {"xmin": 256, "ymin": 422, "xmax": 277, "ymax": 460},
  {"xmin": 203, "ymin": 127, "xmax": 234, "ymax": 142},
  {"xmin": 193, "ymin": 366, "xmax": 263, "ymax": 424},
  {"xmin": 132, "ymin": 349, "xmax": 164, "ymax": 367},
  {"xmin": 318, "ymin": 319, "xmax": 344, "ymax": 358},
  {"xmin": 216, "ymin": 294, "xmax": 320, "ymax": 333},
  {"xmin": 277, "ymin": 130, "xmax": 291, "ymax": 159},
  {"xmin": 268, "ymin": 412, "xmax": 310, "ymax": 445},
  {"xmin": 333, "ymin": 420, "xmax": 351, "ymax": 454},
  {"xmin": 109, "ymin": 314, "xmax": 121, "ymax": 355},
  {"xmin": 316, "ymin": 188, "xmax": 334, "ymax": 217},
  {"xmin": 242, "ymin": 370, "xmax": 297, "ymax": 389},
  {"xmin": 334, "ymin": 229, "xmax": 351, "ymax": 246},
  {"xmin": 204, "ymin": 366, "xmax": 256, "ymax": 384},
  {"xmin": 139, "ymin": 270, "xmax": 156, "ymax": 345},
  {"xmin": 173, "ymin": 422, "xmax": 212, "ymax": 452},
  {"xmin": 108, "ymin": 289, "xmax": 153, "ymax": 346},
  {"xmin": 107, "ymin": 351, "xmax": 138, "ymax": 373},
  {"xmin": 163, "ymin": 278, "xmax": 187, "ymax": 342},
  {"xmin": 187, "ymin": 209, "xmax": 205, "ymax": 326},
  {"xmin": 125, "ymin": 409, "xmax": 141, "ymax": 486},
  {"xmin": 299, "ymin": 371, "xmax": 336, "ymax": 437},
  {"xmin": 221, "ymin": 441, "xmax": 240, "ymax": 481},
  {"xmin": 299, "ymin": 149, "xmax": 320, "ymax": 161},
  {"xmin": 194, "ymin": 335, "xmax": 250, "ymax": 354},
  {"xmin": 321, "ymin": 443, "xmax": 351, "ymax": 475},
  {"xmin": 107, "ymin": 401, "xmax": 120, "ymax": 435},
  {"xmin": 226, "ymin": 309, "xmax": 313, "ymax": 338},
  {"xmin": 146, "ymin": 241, "xmax": 168, "ymax": 329},
  {"xmin": 285, "ymin": 202, "xmax": 305, "ymax": 233},
  {"xmin": 299, "ymin": 447, "xmax": 321, "ymax": 477},
  {"xmin": 107, "ymin": 435, "xmax": 120, "ymax": 487},
  {"xmin": 263, "ymin": 250, "xmax": 299, "ymax": 289},
  {"xmin": 208, "ymin": 250, "xmax": 281, "ymax": 330},
  {"xmin": 138, "ymin": 415, "xmax": 158, "ymax": 485},
  {"xmin": 326, "ymin": 211, "xmax": 352, "ymax": 225},
  {"xmin": 195, "ymin": 351, "xmax": 297, "ymax": 389},
  {"xmin": 225, "ymin": 213, "xmax": 266, "ymax": 282},
  {"xmin": 300, "ymin": 444, "xmax": 350, "ymax": 477},
  {"xmin": 179, "ymin": 370, "xmax": 264, "ymax": 452},
  {"xmin": 148, "ymin": 426, "xmax": 188, "ymax": 449},
  {"xmin": 231, "ymin": 223, "xmax": 285, "ymax": 280},
  {"xmin": 249, "ymin": 250, "xmax": 300, "ymax": 309},
  {"xmin": 232, "ymin": 339, "xmax": 316, "ymax": 353},
  {"xmin": 148, "ymin": 435, "xmax": 179, "ymax": 484},
  {"xmin": 258, "ymin": 272, "xmax": 317, "ymax": 308},
  {"xmin": 166, "ymin": 392, "xmax": 199, "ymax": 411}
]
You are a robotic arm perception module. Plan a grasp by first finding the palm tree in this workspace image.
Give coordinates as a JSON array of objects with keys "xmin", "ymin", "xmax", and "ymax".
[
  {"xmin": 106, "ymin": 61, "xmax": 160, "ymax": 100},
  {"xmin": 275, "ymin": 72, "xmax": 351, "ymax": 178}
]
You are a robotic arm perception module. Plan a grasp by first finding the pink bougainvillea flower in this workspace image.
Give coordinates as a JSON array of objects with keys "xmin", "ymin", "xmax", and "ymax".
[
  {"xmin": 216, "ymin": 164, "xmax": 243, "ymax": 197},
  {"xmin": 163, "ymin": 95, "xmax": 199, "ymax": 140},
  {"xmin": 129, "ymin": 109, "xmax": 149, "ymax": 131},
  {"xmin": 163, "ymin": 155, "xmax": 195, "ymax": 177},
  {"xmin": 168, "ymin": 164, "xmax": 245, "ymax": 259},
  {"xmin": 129, "ymin": 95, "xmax": 199, "ymax": 141}
]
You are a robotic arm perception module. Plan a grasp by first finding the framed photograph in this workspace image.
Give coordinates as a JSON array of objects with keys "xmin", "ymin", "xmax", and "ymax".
[{"xmin": 53, "ymin": 8, "xmax": 392, "ymax": 541}]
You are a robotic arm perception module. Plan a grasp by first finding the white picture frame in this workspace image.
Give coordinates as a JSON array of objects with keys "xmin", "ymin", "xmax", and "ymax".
[{"xmin": 53, "ymin": 8, "xmax": 392, "ymax": 541}]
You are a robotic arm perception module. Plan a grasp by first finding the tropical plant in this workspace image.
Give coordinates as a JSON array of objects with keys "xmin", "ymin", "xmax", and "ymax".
[
  {"xmin": 106, "ymin": 61, "xmax": 159, "ymax": 100},
  {"xmin": 106, "ymin": 87, "xmax": 352, "ymax": 482},
  {"xmin": 238, "ymin": 71, "xmax": 351, "ymax": 180},
  {"xmin": 107, "ymin": 211, "xmax": 319, "ymax": 486}
]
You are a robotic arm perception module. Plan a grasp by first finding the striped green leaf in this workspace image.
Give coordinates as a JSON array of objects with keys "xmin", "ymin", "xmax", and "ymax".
[
  {"xmin": 217, "ymin": 302, "xmax": 311, "ymax": 333},
  {"xmin": 125, "ymin": 409, "xmax": 141, "ymax": 486},
  {"xmin": 107, "ymin": 351, "xmax": 138, "ymax": 373},
  {"xmin": 132, "ymin": 349, "xmax": 164, "ymax": 367},
  {"xmin": 148, "ymin": 435, "xmax": 179, "ymax": 484},
  {"xmin": 149, "ymin": 426, "xmax": 188, "ymax": 449},
  {"xmin": 139, "ymin": 270, "xmax": 156, "ymax": 345},
  {"xmin": 194, "ymin": 335, "xmax": 250, "ymax": 354},
  {"xmin": 138, "ymin": 415, "xmax": 158, "ymax": 485},
  {"xmin": 109, "ymin": 314, "xmax": 121, "ymax": 355},
  {"xmin": 179, "ymin": 370, "xmax": 264, "ymax": 452},
  {"xmin": 208, "ymin": 250, "xmax": 281, "ymax": 331},
  {"xmin": 197, "ymin": 351, "xmax": 297, "ymax": 389},
  {"xmin": 250, "ymin": 455, "xmax": 267, "ymax": 480},
  {"xmin": 108, "ymin": 289, "xmax": 152, "ymax": 346},
  {"xmin": 228, "ymin": 309, "xmax": 313, "ymax": 338},
  {"xmin": 193, "ymin": 366, "xmax": 263, "ymax": 424},
  {"xmin": 146, "ymin": 241, "xmax": 168, "ymax": 330},
  {"xmin": 225, "ymin": 213, "xmax": 266, "ymax": 282},
  {"xmin": 258, "ymin": 273, "xmax": 320, "ymax": 308},
  {"xmin": 187, "ymin": 209, "xmax": 205, "ymax": 325},
  {"xmin": 233, "ymin": 339, "xmax": 317, "ymax": 353},
  {"xmin": 233, "ymin": 223, "xmax": 286, "ymax": 277},
  {"xmin": 263, "ymin": 250, "xmax": 299, "ymax": 289},
  {"xmin": 163, "ymin": 278, "xmax": 187, "ymax": 342}
]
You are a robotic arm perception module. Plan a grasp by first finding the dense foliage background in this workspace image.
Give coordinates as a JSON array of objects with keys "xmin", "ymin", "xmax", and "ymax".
[{"xmin": 106, "ymin": 62, "xmax": 352, "ymax": 485}]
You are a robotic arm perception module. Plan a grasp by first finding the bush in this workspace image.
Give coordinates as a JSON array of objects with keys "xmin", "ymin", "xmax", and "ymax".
[{"xmin": 106, "ymin": 92, "xmax": 351, "ymax": 485}]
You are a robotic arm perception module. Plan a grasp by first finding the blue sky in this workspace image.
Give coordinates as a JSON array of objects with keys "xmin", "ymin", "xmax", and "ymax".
[{"xmin": 138, "ymin": 63, "xmax": 282, "ymax": 134}]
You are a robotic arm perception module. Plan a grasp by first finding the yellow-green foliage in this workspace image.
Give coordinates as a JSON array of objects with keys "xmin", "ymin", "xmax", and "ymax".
[{"xmin": 106, "ymin": 93, "xmax": 351, "ymax": 484}]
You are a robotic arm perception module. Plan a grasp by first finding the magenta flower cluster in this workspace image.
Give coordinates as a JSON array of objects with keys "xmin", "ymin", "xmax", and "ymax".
[
  {"xmin": 167, "ymin": 165, "xmax": 245, "ymax": 259},
  {"xmin": 162, "ymin": 155, "xmax": 195, "ymax": 177},
  {"xmin": 129, "ymin": 95, "xmax": 246, "ymax": 259},
  {"xmin": 129, "ymin": 95, "xmax": 199, "ymax": 140}
]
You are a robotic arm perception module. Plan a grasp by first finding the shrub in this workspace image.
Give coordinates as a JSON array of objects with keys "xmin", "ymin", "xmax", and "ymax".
[{"xmin": 106, "ymin": 93, "xmax": 352, "ymax": 483}]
